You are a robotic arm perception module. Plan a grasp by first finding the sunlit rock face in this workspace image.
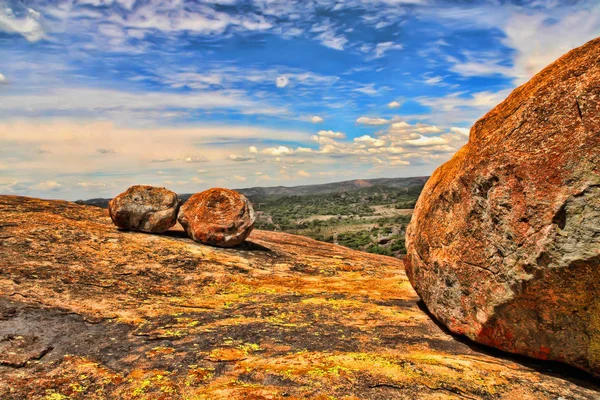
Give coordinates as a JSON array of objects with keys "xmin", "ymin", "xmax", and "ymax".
[
  {"xmin": 108, "ymin": 185, "xmax": 180, "ymax": 233},
  {"xmin": 178, "ymin": 187, "xmax": 255, "ymax": 248},
  {"xmin": 405, "ymin": 37, "xmax": 600, "ymax": 376},
  {"xmin": 2, "ymin": 195, "xmax": 599, "ymax": 398}
]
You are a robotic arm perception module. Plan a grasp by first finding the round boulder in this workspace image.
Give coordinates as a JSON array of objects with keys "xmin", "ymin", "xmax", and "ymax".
[
  {"xmin": 405, "ymin": 37, "xmax": 600, "ymax": 376},
  {"xmin": 108, "ymin": 185, "xmax": 180, "ymax": 233},
  {"xmin": 178, "ymin": 188, "xmax": 255, "ymax": 247}
]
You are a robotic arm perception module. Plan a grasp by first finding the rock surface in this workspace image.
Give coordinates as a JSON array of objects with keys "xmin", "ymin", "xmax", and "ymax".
[
  {"xmin": 1, "ymin": 195, "xmax": 599, "ymax": 399},
  {"xmin": 405, "ymin": 37, "xmax": 600, "ymax": 376},
  {"xmin": 108, "ymin": 185, "xmax": 179, "ymax": 233},
  {"xmin": 178, "ymin": 187, "xmax": 255, "ymax": 247}
]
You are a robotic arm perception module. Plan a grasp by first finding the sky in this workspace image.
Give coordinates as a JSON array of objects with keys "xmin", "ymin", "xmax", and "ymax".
[{"xmin": 1, "ymin": 0, "xmax": 599, "ymax": 200}]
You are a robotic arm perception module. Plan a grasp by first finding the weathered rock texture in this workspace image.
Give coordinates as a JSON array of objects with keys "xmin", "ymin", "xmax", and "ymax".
[
  {"xmin": 405, "ymin": 37, "xmax": 600, "ymax": 376},
  {"xmin": 1, "ymin": 196, "xmax": 599, "ymax": 399},
  {"xmin": 179, "ymin": 187, "xmax": 255, "ymax": 247},
  {"xmin": 108, "ymin": 185, "xmax": 179, "ymax": 233}
]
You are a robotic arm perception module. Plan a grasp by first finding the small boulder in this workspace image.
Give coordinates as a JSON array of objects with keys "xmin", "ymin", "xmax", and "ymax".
[
  {"xmin": 109, "ymin": 185, "xmax": 180, "ymax": 233},
  {"xmin": 178, "ymin": 188, "xmax": 255, "ymax": 247}
]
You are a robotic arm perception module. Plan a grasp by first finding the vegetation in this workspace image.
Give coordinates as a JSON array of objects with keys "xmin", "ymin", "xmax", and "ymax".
[{"xmin": 249, "ymin": 184, "xmax": 422, "ymax": 258}]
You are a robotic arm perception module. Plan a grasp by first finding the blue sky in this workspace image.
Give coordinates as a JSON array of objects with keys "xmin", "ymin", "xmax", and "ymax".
[{"xmin": 1, "ymin": 0, "xmax": 599, "ymax": 199}]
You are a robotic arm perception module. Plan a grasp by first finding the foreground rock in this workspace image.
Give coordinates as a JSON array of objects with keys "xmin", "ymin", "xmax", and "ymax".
[
  {"xmin": 108, "ymin": 185, "xmax": 179, "ymax": 233},
  {"xmin": 178, "ymin": 188, "xmax": 255, "ymax": 247},
  {"xmin": 1, "ymin": 196, "xmax": 598, "ymax": 399},
  {"xmin": 405, "ymin": 37, "xmax": 600, "ymax": 376}
]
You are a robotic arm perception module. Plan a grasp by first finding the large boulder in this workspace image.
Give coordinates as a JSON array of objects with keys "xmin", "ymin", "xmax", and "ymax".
[
  {"xmin": 404, "ymin": 37, "xmax": 600, "ymax": 376},
  {"xmin": 178, "ymin": 188, "xmax": 255, "ymax": 247},
  {"xmin": 108, "ymin": 185, "xmax": 180, "ymax": 233}
]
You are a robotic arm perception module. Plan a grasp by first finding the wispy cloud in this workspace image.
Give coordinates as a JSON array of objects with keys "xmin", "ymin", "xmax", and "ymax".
[{"xmin": 1, "ymin": 0, "xmax": 598, "ymax": 198}]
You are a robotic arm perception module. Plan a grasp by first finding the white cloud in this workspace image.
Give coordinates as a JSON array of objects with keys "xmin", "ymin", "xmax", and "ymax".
[
  {"xmin": 0, "ymin": 87, "xmax": 289, "ymax": 118},
  {"xmin": 373, "ymin": 41, "xmax": 403, "ymax": 58},
  {"xmin": 388, "ymin": 101, "xmax": 401, "ymax": 108},
  {"xmin": 0, "ymin": 119, "xmax": 317, "ymax": 198},
  {"xmin": 353, "ymin": 84, "xmax": 381, "ymax": 96},
  {"xmin": 356, "ymin": 116, "xmax": 389, "ymax": 126},
  {"xmin": 262, "ymin": 146, "xmax": 291, "ymax": 156},
  {"xmin": 276, "ymin": 75, "xmax": 289, "ymax": 88},
  {"xmin": 77, "ymin": 182, "xmax": 115, "ymax": 189},
  {"xmin": 415, "ymin": 89, "xmax": 512, "ymax": 125},
  {"xmin": 318, "ymin": 30, "xmax": 348, "ymax": 50},
  {"xmin": 405, "ymin": 135, "xmax": 448, "ymax": 147},
  {"xmin": 33, "ymin": 181, "xmax": 62, "ymax": 191},
  {"xmin": 310, "ymin": 116, "xmax": 324, "ymax": 123},
  {"xmin": 413, "ymin": 123, "xmax": 441, "ymax": 134},
  {"xmin": 501, "ymin": 10, "xmax": 600, "ymax": 83},
  {"xmin": 234, "ymin": 175, "xmax": 246, "ymax": 181},
  {"xmin": 0, "ymin": 6, "xmax": 45, "ymax": 42},
  {"xmin": 440, "ymin": 5, "xmax": 600, "ymax": 84},
  {"xmin": 0, "ymin": 73, "xmax": 6, "ymax": 83},
  {"xmin": 317, "ymin": 130, "xmax": 346, "ymax": 139},
  {"xmin": 423, "ymin": 75, "xmax": 444, "ymax": 85},
  {"xmin": 450, "ymin": 127, "xmax": 470, "ymax": 137},
  {"xmin": 354, "ymin": 135, "xmax": 386, "ymax": 147},
  {"xmin": 297, "ymin": 170, "xmax": 311, "ymax": 177},
  {"xmin": 249, "ymin": 146, "xmax": 258, "ymax": 153},
  {"xmin": 229, "ymin": 154, "xmax": 255, "ymax": 162}
]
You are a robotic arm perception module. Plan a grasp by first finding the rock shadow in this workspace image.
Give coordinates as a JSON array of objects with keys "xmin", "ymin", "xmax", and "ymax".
[{"xmin": 416, "ymin": 300, "xmax": 600, "ymax": 390}]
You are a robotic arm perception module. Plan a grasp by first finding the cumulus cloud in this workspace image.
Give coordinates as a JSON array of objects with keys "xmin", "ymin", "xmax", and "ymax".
[
  {"xmin": 0, "ymin": 73, "xmax": 6, "ymax": 83},
  {"xmin": 388, "ymin": 101, "xmax": 401, "ymax": 108},
  {"xmin": 354, "ymin": 135, "xmax": 386, "ymax": 147},
  {"xmin": 356, "ymin": 117, "xmax": 389, "ymax": 125},
  {"xmin": 310, "ymin": 116, "xmax": 323, "ymax": 123},
  {"xmin": 242, "ymin": 120, "xmax": 466, "ymax": 170},
  {"xmin": 276, "ymin": 75, "xmax": 289, "ymax": 88},
  {"xmin": 317, "ymin": 130, "xmax": 346, "ymax": 139},
  {"xmin": 297, "ymin": 170, "xmax": 311, "ymax": 177},
  {"xmin": 405, "ymin": 136, "xmax": 448, "ymax": 147},
  {"xmin": 262, "ymin": 146, "xmax": 292, "ymax": 156},
  {"xmin": 183, "ymin": 155, "xmax": 208, "ymax": 163},
  {"xmin": 234, "ymin": 175, "xmax": 246, "ymax": 181}
]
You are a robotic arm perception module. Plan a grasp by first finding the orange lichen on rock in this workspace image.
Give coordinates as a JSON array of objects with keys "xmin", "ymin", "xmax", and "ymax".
[
  {"xmin": 178, "ymin": 187, "xmax": 255, "ymax": 247},
  {"xmin": 0, "ymin": 195, "xmax": 598, "ymax": 399},
  {"xmin": 405, "ymin": 37, "xmax": 600, "ymax": 376}
]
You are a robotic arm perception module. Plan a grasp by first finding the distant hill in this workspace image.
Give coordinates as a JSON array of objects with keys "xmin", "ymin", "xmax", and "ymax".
[
  {"xmin": 76, "ymin": 176, "xmax": 429, "ymax": 208},
  {"xmin": 235, "ymin": 176, "xmax": 428, "ymax": 198}
]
